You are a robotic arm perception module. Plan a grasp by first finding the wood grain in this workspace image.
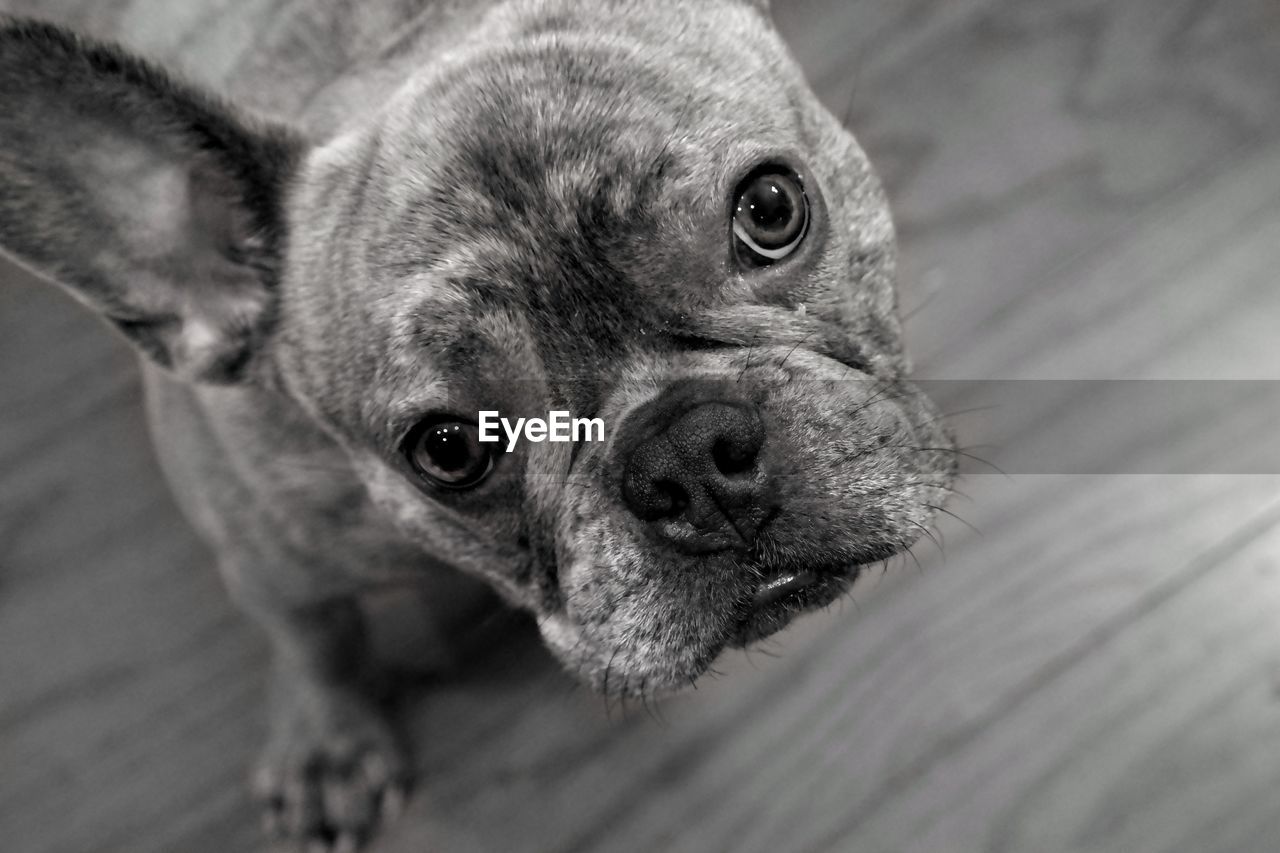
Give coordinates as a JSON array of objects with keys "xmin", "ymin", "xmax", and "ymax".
[{"xmin": 4, "ymin": 0, "xmax": 1280, "ymax": 851}]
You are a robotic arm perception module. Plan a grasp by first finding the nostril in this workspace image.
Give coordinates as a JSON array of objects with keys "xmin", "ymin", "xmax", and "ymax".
[
  {"xmin": 655, "ymin": 479, "xmax": 689, "ymax": 517},
  {"xmin": 712, "ymin": 437, "xmax": 758, "ymax": 476}
]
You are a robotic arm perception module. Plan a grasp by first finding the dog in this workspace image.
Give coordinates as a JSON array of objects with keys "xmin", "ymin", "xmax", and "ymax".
[{"xmin": 0, "ymin": 1, "xmax": 956, "ymax": 848}]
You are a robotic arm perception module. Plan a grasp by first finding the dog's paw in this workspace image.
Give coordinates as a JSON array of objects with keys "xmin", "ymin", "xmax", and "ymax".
[{"xmin": 252, "ymin": 687, "xmax": 408, "ymax": 851}]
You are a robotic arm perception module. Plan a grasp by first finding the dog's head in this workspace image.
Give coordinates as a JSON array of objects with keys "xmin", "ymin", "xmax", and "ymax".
[{"xmin": 0, "ymin": 2, "xmax": 954, "ymax": 695}]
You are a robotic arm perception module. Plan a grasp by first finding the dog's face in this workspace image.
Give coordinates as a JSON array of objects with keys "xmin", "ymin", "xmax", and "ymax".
[
  {"xmin": 0, "ymin": 2, "xmax": 953, "ymax": 697},
  {"xmin": 274, "ymin": 0, "xmax": 956, "ymax": 694}
]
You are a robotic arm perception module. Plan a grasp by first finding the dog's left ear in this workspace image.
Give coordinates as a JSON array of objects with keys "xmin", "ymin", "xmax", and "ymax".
[{"xmin": 0, "ymin": 19, "xmax": 305, "ymax": 384}]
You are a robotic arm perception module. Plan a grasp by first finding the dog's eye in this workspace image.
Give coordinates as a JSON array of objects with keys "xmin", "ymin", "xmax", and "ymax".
[
  {"xmin": 404, "ymin": 418, "xmax": 494, "ymax": 489},
  {"xmin": 732, "ymin": 166, "xmax": 809, "ymax": 267}
]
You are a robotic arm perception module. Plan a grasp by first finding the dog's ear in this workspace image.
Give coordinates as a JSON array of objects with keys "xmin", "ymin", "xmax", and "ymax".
[{"xmin": 0, "ymin": 19, "xmax": 305, "ymax": 384}]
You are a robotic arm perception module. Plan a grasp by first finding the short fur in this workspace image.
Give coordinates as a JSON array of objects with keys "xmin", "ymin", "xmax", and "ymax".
[{"xmin": 0, "ymin": 1, "xmax": 955, "ymax": 847}]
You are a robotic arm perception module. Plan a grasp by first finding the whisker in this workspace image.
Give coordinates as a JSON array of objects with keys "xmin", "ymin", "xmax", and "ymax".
[
  {"xmin": 926, "ymin": 503, "xmax": 983, "ymax": 536},
  {"xmin": 778, "ymin": 329, "xmax": 819, "ymax": 371},
  {"xmin": 601, "ymin": 648, "xmax": 619, "ymax": 718},
  {"xmin": 902, "ymin": 289, "xmax": 939, "ymax": 322},
  {"xmin": 905, "ymin": 519, "xmax": 944, "ymax": 560},
  {"xmin": 894, "ymin": 445, "xmax": 1009, "ymax": 477},
  {"xmin": 736, "ymin": 333, "xmax": 760, "ymax": 382},
  {"xmin": 939, "ymin": 403, "xmax": 1001, "ymax": 418},
  {"xmin": 840, "ymin": 41, "xmax": 871, "ymax": 131}
]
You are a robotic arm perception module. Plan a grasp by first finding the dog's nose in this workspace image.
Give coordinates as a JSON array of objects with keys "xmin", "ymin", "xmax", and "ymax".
[{"xmin": 622, "ymin": 402, "xmax": 770, "ymax": 552}]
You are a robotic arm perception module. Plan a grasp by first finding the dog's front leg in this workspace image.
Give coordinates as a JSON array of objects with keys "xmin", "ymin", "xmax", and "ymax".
[{"xmin": 251, "ymin": 598, "xmax": 408, "ymax": 849}]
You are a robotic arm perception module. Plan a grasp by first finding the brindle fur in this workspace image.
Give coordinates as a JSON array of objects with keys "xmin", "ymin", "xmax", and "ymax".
[{"xmin": 0, "ymin": 1, "xmax": 955, "ymax": 847}]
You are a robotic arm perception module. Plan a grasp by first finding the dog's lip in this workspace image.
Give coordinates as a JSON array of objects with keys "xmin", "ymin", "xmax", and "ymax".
[
  {"xmin": 730, "ymin": 567, "xmax": 851, "ymax": 646},
  {"xmin": 753, "ymin": 570, "xmax": 820, "ymax": 609}
]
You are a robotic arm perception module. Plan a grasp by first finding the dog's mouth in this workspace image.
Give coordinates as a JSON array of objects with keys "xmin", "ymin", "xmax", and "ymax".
[{"xmin": 729, "ymin": 566, "xmax": 856, "ymax": 646}]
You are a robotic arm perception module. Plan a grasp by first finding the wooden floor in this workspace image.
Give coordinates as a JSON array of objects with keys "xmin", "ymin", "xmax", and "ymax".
[{"xmin": 5, "ymin": 0, "xmax": 1280, "ymax": 851}]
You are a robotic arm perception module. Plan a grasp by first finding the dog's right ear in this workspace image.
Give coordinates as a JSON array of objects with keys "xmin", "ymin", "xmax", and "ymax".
[{"xmin": 0, "ymin": 19, "xmax": 306, "ymax": 384}]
